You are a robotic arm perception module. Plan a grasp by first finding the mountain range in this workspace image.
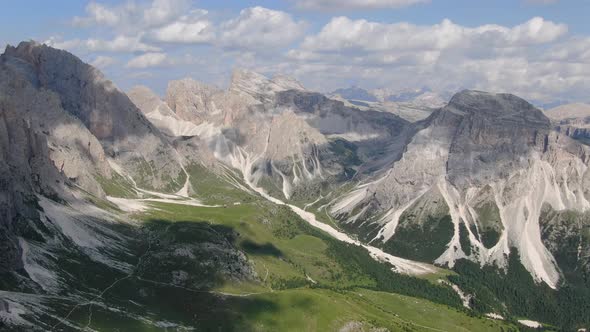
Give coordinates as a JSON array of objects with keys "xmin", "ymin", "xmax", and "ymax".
[{"xmin": 1, "ymin": 41, "xmax": 589, "ymax": 331}]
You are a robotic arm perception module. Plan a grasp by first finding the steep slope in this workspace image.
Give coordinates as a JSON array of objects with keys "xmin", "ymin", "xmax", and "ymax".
[
  {"xmin": 0, "ymin": 90, "xmax": 64, "ymax": 292},
  {"xmin": 229, "ymin": 69, "xmax": 305, "ymax": 105},
  {"xmin": 135, "ymin": 74, "xmax": 412, "ymax": 203},
  {"xmin": 0, "ymin": 46, "xmax": 508, "ymax": 330},
  {"xmin": 128, "ymin": 86, "xmax": 204, "ymax": 137},
  {"xmin": 2, "ymin": 41, "xmax": 185, "ymax": 193},
  {"xmin": 1, "ymin": 40, "xmax": 588, "ymax": 330},
  {"xmin": 330, "ymin": 90, "xmax": 590, "ymax": 290}
]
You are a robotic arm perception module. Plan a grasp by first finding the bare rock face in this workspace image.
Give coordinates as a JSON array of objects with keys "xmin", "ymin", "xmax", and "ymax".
[
  {"xmin": 99, "ymin": 63, "xmax": 590, "ymax": 292},
  {"xmin": 229, "ymin": 69, "xmax": 305, "ymax": 105},
  {"xmin": 138, "ymin": 70, "xmax": 414, "ymax": 202},
  {"xmin": 165, "ymin": 79, "xmax": 222, "ymax": 124},
  {"xmin": 128, "ymin": 85, "xmax": 170, "ymax": 117},
  {"xmin": 152, "ymin": 74, "xmax": 338, "ymax": 200},
  {"xmin": 443, "ymin": 90, "xmax": 551, "ymax": 188},
  {"xmin": 330, "ymin": 90, "xmax": 590, "ymax": 289},
  {"xmin": 2, "ymin": 42, "xmax": 185, "ymax": 192},
  {"xmin": 0, "ymin": 85, "xmax": 64, "ymax": 285},
  {"xmin": 0, "ymin": 60, "xmax": 110, "ymax": 198},
  {"xmin": 128, "ymin": 85, "xmax": 204, "ymax": 137}
]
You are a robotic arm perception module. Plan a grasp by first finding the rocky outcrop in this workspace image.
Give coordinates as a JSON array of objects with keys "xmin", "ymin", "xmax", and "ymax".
[
  {"xmin": 0, "ymin": 85, "xmax": 64, "ymax": 288},
  {"xmin": 229, "ymin": 69, "xmax": 305, "ymax": 105},
  {"xmin": 0, "ymin": 59, "xmax": 110, "ymax": 198},
  {"xmin": 2, "ymin": 41, "xmax": 185, "ymax": 192},
  {"xmin": 330, "ymin": 90, "xmax": 590, "ymax": 289},
  {"xmin": 128, "ymin": 85, "xmax": 204, "ymax": 137}
]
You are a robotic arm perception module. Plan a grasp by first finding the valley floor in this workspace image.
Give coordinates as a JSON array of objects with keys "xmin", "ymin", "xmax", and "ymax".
[{"xmin": 2, "ymin": 194, "xmax": 521, "ymax": 331}]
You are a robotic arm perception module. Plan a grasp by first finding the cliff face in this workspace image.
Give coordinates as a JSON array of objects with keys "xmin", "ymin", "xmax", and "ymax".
[
  {"xmin": 0, "ymin": 41, "xmax": 195, "ymax": 291},
  {"xmin": 94, "ymin": 62, "xmax": 590, "ymax": 292},
  {"xmin": 0, "ymin": 89, "xmax": 62, "ymax": 285},
  {"xmin": 1, "ymin": 42, "xmax": 185, "ymax": 192},
  {"xmin": 329, "ymin": 90, "xmax": 590, "ymax": 289}
]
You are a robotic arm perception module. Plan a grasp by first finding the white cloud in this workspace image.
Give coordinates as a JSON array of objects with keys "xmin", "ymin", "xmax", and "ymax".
[
  {"xmin": 73, "ymin": 0, "xmax": 191, "ymax": 30},
  {"xmin": 293, "ymin": 0, "xmax": 428, "ymax": 10},
  {"xmin": 85, "ymin": 35, "xmax": 161, "ymax": 52},
  {"xmin": 69, "ymin": 4, "xmax": 307, "ymax": 51},
  {"xmin": 282, "ymin": 16, "xmax": 581, "ymax": 102},
  {"xmin": 73, "ymin": 3, "xmax": 116, "ymax": 26},
  {"xmin": 91, "ymin": 55, "xmax": 118, "ymax": 68},
  {"xmin": 126, "ymin": 52, "xmax": 168, "ymax": 68},
  {"xmin": 142, "ymin": 0, "xmax": 192, "ymax": 27},
  {"xmin": 48, "ymin": 2, "xmax": 588, "ymax": 103},
  {"xmin": 510, "ymin": 17, "xmax": 567, "ymax": 44},
  {"xmin": 45, "ymin": 35, "xmax": 161, "ymax": 53},
  {"xmin": 44, "ymin": 37, "xmax": 83, "ymax": 51},
  {"xmin": 73, "ymin": 1, "xmax": 135, "ymax": 27},
  {"xmin": 150, "ymin": 10, "xmax": 214, "ymax": 43},
  {"xmin": 220, "ymin": 7, "xmax": 307, "ymax": 50},
  {"xmin": 300, "ymin": 16, "xmax": 567, "ymax": 53}
]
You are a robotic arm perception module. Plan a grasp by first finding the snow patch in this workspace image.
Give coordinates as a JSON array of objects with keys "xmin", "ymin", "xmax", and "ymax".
[
  {"xmin": 518, "ymin": 319, "xmax": 543, "ymax": 328},
  {"xmin": 107, "ymin": 197, "xmax": 147, "ymax": 212},
  {"xmin": 238, "ymin": 157, "xmax": 438, "ymax": 276},
  {"xmin": 327, "ymin": 132, "xmax": 381, "ymax": 142},
  {"xmin": 485, "ymin": 313, "xmax": 505, "ymax": 320}
]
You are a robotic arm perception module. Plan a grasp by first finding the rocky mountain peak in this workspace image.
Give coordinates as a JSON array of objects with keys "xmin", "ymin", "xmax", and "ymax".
[
  {"xmin": 445, "ymin": 90, "xmax": 549, "ymax": 124},
  {"xmin": 271, "ymin": 73, "xmax": 305, "ymax": 91},
  {"xmin": 2, "ymin": 41, "xmax": 154, "ymax": 141},
  {"xmin": 165, "ymin": 78, "xmax": 221, "ymax": 122},
  {"xmin": 1, "ymin": 41, "xmax": 185, "ymax": 193},
  {"xmin": 229, "ymin": 68, "xmax": 305, "ymax": 104},
  {"xmin": 128, "ymin": 85, "xmax": 174, "ymax": 116}
]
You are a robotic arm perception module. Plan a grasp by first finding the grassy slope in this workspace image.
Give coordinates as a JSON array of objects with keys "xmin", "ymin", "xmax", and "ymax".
[
  {"xmin": 127, "ymin": 200, "xmax": 517, "ymax": 331},
  {"xmin": 17, "ymin": 170, "xmax": 519, "ymax": 331},
  {"xmin": 185, "ymin": 163, "xmax": 256, "ymax": 205},
  {"xmin": 233, "ymin": 288, "xmax": 514, "ymax": 332}
]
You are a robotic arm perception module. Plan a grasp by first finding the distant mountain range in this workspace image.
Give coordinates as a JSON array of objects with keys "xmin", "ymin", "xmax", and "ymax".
[{"xmin": 1, "ymin": 41, "xmax": 589, "ymax": 331}]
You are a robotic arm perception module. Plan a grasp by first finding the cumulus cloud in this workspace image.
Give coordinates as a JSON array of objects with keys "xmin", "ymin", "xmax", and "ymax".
[
  {"xmin": 300, "ymin": 16, "xmax": 567, "ymax": 54},
  {"xmin": 293, "ymin": 0, "xmax": 428, "ymax": 10},
  {"xmin": 46, "ymin": 1, "xmax": 588, "ymax": 103},
  {"xmin": 142, "ymin": 0, "xmax": 192, "ymax": 27},
  {"xmin": 85, "ymin": 35, "xmax": 161, "ymax": 52},
  {"xmin": 71, "ymin": 2, "xmax": 307, "ymax": 51},
  {"xmin": 73, "ymin": 2, "xmax": 128, "ymax": 27},
  {"xmin": 126, "ymin": 52, "xmax": 168, "ymax": 68},
  {"xmin": 91, "ymin": 55, "xmax": 118, "ymax": 68},
  {"xmin": 149, "ymin": 10, "xmax": 214, "ymax": 43},
  {"xmin": 283, "ymin": 16, "xmax": 580, "ymax": 102},
  {"xmin": 73, "ymin": 0, "xmax": 192, "ymax": 31},
  {"xmin": 45, "ymin": 35, "xmax": 161, "ymax": 53},
  {"xmin": 220, "ymin": 7, "xmax": 307, "ymax": 50}
]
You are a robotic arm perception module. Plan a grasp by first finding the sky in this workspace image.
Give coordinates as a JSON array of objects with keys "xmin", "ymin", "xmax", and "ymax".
[{"xmin": 1, "ymin": 0, "xmax": 589, "ymax": 104}]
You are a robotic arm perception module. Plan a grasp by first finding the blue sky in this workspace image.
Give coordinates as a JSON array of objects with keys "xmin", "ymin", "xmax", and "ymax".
[{"xmin": 2, "ymin": 0, "xmax": 589, "ymax": 103}]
